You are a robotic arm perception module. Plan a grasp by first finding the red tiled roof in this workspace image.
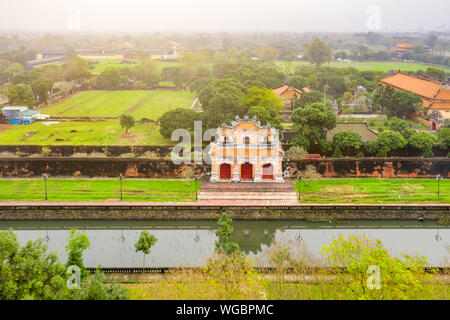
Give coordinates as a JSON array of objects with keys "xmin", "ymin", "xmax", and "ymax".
[{"xmin": 380, "ymin": 73, "xmax": 444, "ymax": 100}]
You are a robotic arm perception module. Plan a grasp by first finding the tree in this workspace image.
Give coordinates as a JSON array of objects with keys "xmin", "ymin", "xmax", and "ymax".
[
  {"xmin": 320, "ymin": 235, "xmax": 433, "ymax": 300},
  {"xmin": 288, "ymin": 75, "xmax": 307, "ymax": 90},
  {"xmin": 257, "ymin": 47, "xmax": 280, "ymax": 61},
  {"xmin": 375, "ymin": 131, "xmax": 407, "ymax": 155},
  {"xmin": 297, "ymin": 90, "xmax": 323, "ymax": 108},
  {"xmin": 243, "ymin": 87, "xmax": 283, "ymax": 113},
  {"xmin": 215, "ymin": 212, "xmax": 240, "ymax": 255},
  {"xmin": 306, "ymin": 39, "xmax": 333, "ymax": 67},
  {"xmin": 423, "ymin": 145, "xmax": 434, "ymax": 158},
  {"xmin": 373, "ymin": 84, "xmax": 395, "ymax": 114},
  {"xmin": 74, "ymin": 269, "xmax": 129, "ymax": 300},
  {"xmin": 159, "ymin": 108, "xmax": 198, "ymax": 139},
  {"xmin": 65, "ymin": 47, "xmax": 78, "ymax": 59},
  {"xmin": 120, "ymin": 114, "xmax": 135, "ymax": 135},
  {"xmin": 7, "ymin": 84, "xmax": 35, "ymax": 106},
  {"xmin": 4, "ymin": 62, "xmax": 24, "ymax": 76},
  {"xmin": 424, "ymin": 34, "xmax": 439, "ymax": 54},
  {"xmin": 0, "ymin": 229, "xmax": 68, "ymax": 300},
  {"xmin": 387, "ymin": 117, "xmax": 415, "ymax": 139},
  {"xmin": 424, "ymin": 67, "xmax": 447, "ymax": 81},
  {"xmin": 247, "ymin": 106, "xmax": 282, "ymax": 130},
  {"xmin": 96, "ymin": 67, "xmax": 125, "ymax": 90},
  {"xmin": 65, "ymin": 229, "xmax": 90, "ymax": 283},
  {"xmin": 389, "ymin": 90, "xmax": 423, "ymax": 118},
  {"xmin": 64, "ymin": 57, "xmax": 90, "ymax": 86},
  {"xmin": 292, "ymin": 102, "xmax": 336, "ymax": 152},
  {"xmin": 135, "ymin": 231, "xmax": 158, "ymax": 272},
  {"xmin": 31, "ymin": 78, "xmax": 53, "ymax": 104},
  {"xmin": 408, "ymin": 132, "xmax": 437, "ymax": 150},
  {"xmin": 331, "ymin": 145, "xmax": 343, "ymax": 158},
  {"xmin": 437, "ymin": 128, "xmax": 450, "ymax": 150},
  {"xmin": 333, "ymin": 131, "xmax": 362, "ymax": 154}
]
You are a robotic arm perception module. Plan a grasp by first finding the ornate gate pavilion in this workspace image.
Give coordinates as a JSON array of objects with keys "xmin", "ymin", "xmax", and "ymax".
[{"xmin": 209, "ymin": 115, "xmax": 284, "ymax": 183}]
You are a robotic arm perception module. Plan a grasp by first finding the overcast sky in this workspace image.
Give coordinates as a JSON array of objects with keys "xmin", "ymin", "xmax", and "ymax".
[{"xmin": 0, "ymin": 0, "xmax": 448, "ymax": 33}]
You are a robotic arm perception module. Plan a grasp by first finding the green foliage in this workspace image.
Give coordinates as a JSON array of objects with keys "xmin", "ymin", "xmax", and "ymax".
[
  {"xmin": 96, "ymin": 67, "xmax": 126, "ymax": 90},
  {"xmin": 320, "ymin": 235, "xmax": 434, "ymax": 300},
  {"xmin": 373, "ymin": 85, "xmax": 423, "ymax": 118},
  {"xmin": 408, "ymin": 132, "xmax": 437, "ymax": 150},
  {"xmin": 297, "ymin": 90, "xmax": 323, "ymax": 108},
  {"xmin": 331, "ymin": 145, "xmax": 343, "ymax": 158},
  {"xmin": 247, "ymin": 105, "xmax": 282, "ymax": 130},
  {"xmin": 333, "ymin": 131, "xmax": 362, "ymax": 153},
  {"xmin": 386, "ymin": 117, "xmax": 415, "ymax": 139},
  {"xmin": 375, "ymin": 130, "xmax": 407, "ymax": 154},
  {"xmin": 243, "ymin": 87, "xmax": 283, "ymax": 113},
  {"xmin": 292, "ymin": 102, "xmax": 336, "ymax": 152},
  {"xmin": 65, "ymin": 229, "xmax": 90, "ymax": 283},
  {"xmin": 159, "ymin": 108, "xmax": 198, "ymax": 139},
  {"xmin": 120, "ymin": 114, "xmax": 135, "ymax": 135},
  {"xmin": 31, "ymin": 78, "xmax": 53, "ymax": 104},
  {"xmin": 64, "ymin": 57, "xmax": 90, "ymax": 83},
  {"xmin": 215, "ymin": 212, "xmax": 240, "ymax": 255},
  {"xmin": 7, "ymin": 84, "xmax": 35, "ymax": 106},
  {"xmin": 422, "ymin": 145, "xmax": 434, "ymax": 158},
  {"xmin": 0, "ymin": 229, "xmax": 69, "ymax": 300},
  {"xmin": 306, "ymin": 38, "xmax": 334, "ymax": 67},
  {"xmin": 285, "ymin": 146, "xmax": 307, "ymax": 160},
  {"xmin": 135, "ymin": 231, "xmax": 158, "ymax": 270},
  {"xmin": 437, "ymin": 128, "xmax": 450, "ymax": 150},
  {"xmin": 356, "ymin": 151, "xmax": 365, "ymax": 158},
  {"xmin": 74, "ymin": 269, "xmax": 129, "ymax": 300}
]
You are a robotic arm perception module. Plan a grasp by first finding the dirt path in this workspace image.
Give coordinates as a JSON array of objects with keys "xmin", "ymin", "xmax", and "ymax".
[
  {"xmin": 0, "ymin": 124, "xmax": 12, "ymax": 132},
  {"xmin": 123, "ymin": 91, "xmax": 155, "ymax": 115}
]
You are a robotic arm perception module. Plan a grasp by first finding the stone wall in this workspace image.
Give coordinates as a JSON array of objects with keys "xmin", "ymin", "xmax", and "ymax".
[{"xmin": 0, "ymin": 157, "xmax": 448, "ymax": 178}]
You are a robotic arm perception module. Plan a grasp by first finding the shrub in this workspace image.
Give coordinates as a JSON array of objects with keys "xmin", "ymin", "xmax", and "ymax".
[
  {"xmin": 331, "ymin": 145, "xmax": 343, "ymax": 158},
  {"xmin": 356, "ymin": 151, "xmax": 364, "ymax": 158},
  {"xmin": 285, "ymin": 146, "xmax": 307, "ymax": 160},
  {"xmin": 42, "ymin": 146, "xmax": 52, "ymax": 156},
  {"xmin": 423, "ymin": 146, "xmax": 434, "ymax": 158},
  {"xmin": 299, "ymin": 165, "xmax": 321, "ymax": 179}
]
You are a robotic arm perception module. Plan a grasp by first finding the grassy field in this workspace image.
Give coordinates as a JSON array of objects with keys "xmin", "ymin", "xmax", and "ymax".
[
  {"xmin": 39, "ymin": 90, "xmax": 194, "ymax": 119},
  {"xmin": 276, "ymin": 61, "xmax": 450, "ymax": 73},
  {"xmin": 0, "ymin": 121, "xmax": 173, "ymax": 145},
  {"xmin": 86, "ymin": 59, "xmax": 182, "ymax": 73},
  {"xmin": 0, "ymin": 178, "xmax": 198, "ymax": 202},
  {"xmin": 295, "ymin": 178, "xmax": 449, "ymax": 204}
]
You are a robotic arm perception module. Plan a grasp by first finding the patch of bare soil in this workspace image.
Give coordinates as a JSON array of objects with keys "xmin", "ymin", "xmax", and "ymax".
[
  {"xmin": 0, "ymin": 124, "xmax": 12, "ymax": 132},
  {"xmin": 117, "ymin": 133, "xmax": 143, "ymax": 145}
]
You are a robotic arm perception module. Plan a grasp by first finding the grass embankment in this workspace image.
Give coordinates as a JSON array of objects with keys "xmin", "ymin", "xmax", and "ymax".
[
  {"xmin": 296, "ymin": 178, "xmax": 449, "ymax": 204},
  {"xmin": 0, "ymin": 179, "xmax": 198, "ymax": 202}
]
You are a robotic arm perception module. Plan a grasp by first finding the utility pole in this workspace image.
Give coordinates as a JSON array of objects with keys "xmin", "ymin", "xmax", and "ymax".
[
  {"xmin": 43, "ymin": 174, "xmax": 48, "ymax": 201},
  {"xmin": 119, "ymin": 173, "xmax": 123, "ymax": 201}
]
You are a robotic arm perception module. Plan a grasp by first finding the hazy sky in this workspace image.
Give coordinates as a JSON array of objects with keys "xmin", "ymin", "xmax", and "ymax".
[{"xmin": 0, "ymin": 0, "xmax": 449, "ymax": 33}]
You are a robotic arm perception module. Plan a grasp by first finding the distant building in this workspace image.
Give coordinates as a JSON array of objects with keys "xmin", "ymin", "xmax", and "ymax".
[
  {"xmin": 354, "ymin": 85, "xmax": 367, "ymax": 99},
  {"xmin": 326, "ymin": 122, "xmax": 378, "ymax": 142},
  {"xmin": 209, "ymin": 115, "xmax": 284, "ymax": 183},
  {"xmin": 1, "ymin": 106, "xmax": 45, "ymax": 125},
  {"xmin": 273, "ymin": 85, "xmax": 310, "ymax": 109},
  {"xmin": 395, "ymin": 43, "xmax": 413, "ymax": 54},
  {"xmin": 380, "ymin": 72, "xmax": 450, "ymax": 129}
]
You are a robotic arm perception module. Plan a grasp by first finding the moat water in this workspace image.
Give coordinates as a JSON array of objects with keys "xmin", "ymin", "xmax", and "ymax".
[{"xmin": 0, "ymin": 220, "xmax": 449, "ymax": 267}]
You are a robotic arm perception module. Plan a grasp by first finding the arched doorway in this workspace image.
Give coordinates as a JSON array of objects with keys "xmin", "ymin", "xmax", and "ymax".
[
  {"xmin": 263, "ymin": 164, "xmax": 274, "ymax": 180},
  {"xmin": 240, "ymin": 163, "xmax": 253, "ymax": 180},
  {"xmin": 220, "ymin": 164, "xmax": 232, "ymax": 180},
  {"xmin": 432, "ymin": 121, "xmax": 437, "ymax": 131}
]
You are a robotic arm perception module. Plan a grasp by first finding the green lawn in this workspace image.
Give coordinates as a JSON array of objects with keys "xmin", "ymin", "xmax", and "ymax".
[
  {"xmin": 0, "ymin": 179, "xmax": 198, "ymax": 202},
  {"xmin": 0, "ymin": 121, "xmax": 173, "ymax": 145},
  {"xmin": 39, "ymin": 90, "xmax": 194, "ymax": 119},
  {"xmin": 295, "ymin": 178, "xmax": 450, "ymax": 204},
  {"xmin": 85, "ymin": 59, "xmax": 182, "ymax": 74},
  {"xmin": 276, "ymin": 61, "xmax": 450, "ymax": 73}
]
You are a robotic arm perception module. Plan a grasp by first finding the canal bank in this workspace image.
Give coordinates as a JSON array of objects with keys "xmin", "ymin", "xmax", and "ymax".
[{"xmin": 0, "ymin": 203, "xmax": 448, "ymax": 221}]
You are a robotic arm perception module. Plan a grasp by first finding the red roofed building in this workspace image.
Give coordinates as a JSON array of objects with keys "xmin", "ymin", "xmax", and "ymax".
[
  {"xmin": 380, "ymin": 72, "xmax": 450, "ymax": 129},
  {"xmin": 273, "ymin": 85, "xmax": 310, "ymax": 109}
]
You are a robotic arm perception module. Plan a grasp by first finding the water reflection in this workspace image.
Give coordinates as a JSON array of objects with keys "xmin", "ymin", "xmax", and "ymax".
[{"xmin": 0, "ymin": 220, "xmax": 448, "ymax": 267}]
